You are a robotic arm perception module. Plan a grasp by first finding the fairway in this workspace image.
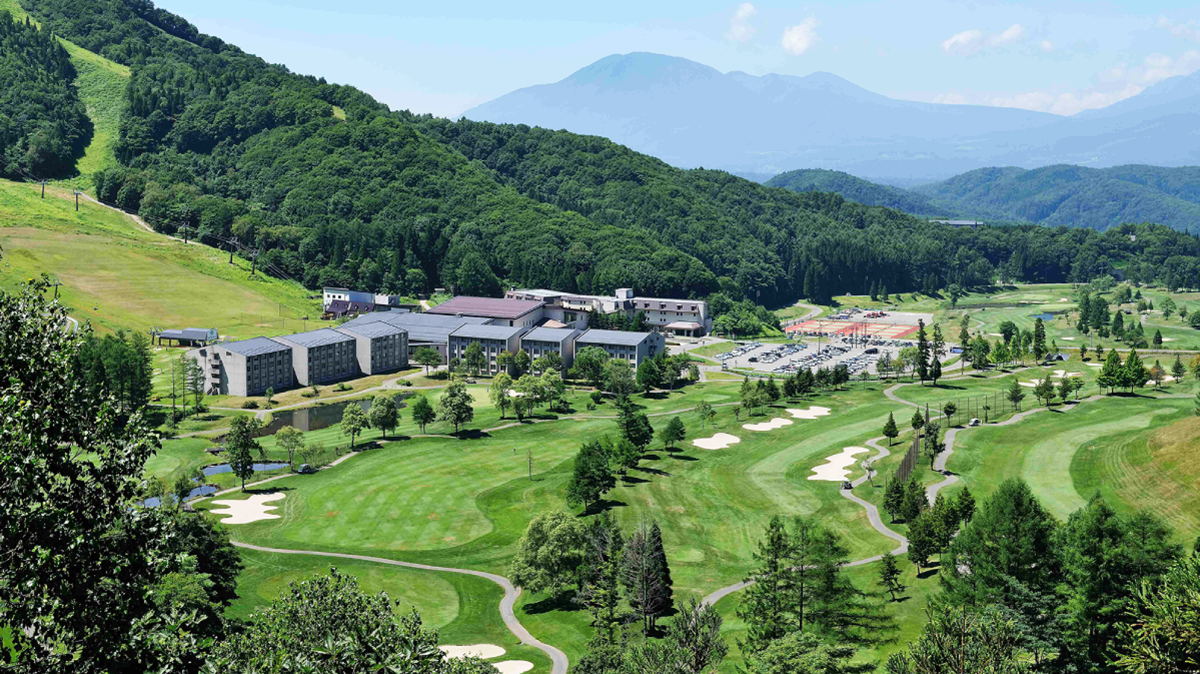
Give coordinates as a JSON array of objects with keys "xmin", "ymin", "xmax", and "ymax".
[
  {"xmin": 946, "ymin": 396, "xmax": 1193, "ymax": 522},
  {"xmin": 197, "ymin": 382, "xmax": 912, "ymax": 642}
]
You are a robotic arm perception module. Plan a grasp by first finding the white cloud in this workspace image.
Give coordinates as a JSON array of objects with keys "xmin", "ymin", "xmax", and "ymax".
[
  {"xmin": 782, "ymin": 17, "xmax": 819, "ymax": 56},
  {"xmin": 990, "ymin": 23, "xmax": 1026, "ymax": 46},
  {"xmin": 1158, "ymin": 16, "xmax": 1200, "ymax": 42},
  {"xmin": 727, "ymin": 3, "xmax": 757, "ymax": 43},
  {"xmin": 942, "ymin": 29, "xmax": 984, "ymax": 55},
  {"xmin": 1040, "ymin": 40, "xmax": 1054, "ymax": 53},
  {"xmin": 932, "ymin": 93, "xmax": 968, "ymax": 105},
  {"xmin": 942, "ymin": 24, "xmax": 1029, "ymax": 56}
]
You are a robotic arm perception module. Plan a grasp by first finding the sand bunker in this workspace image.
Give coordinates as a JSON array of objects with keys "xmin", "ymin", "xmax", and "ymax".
[
  {"xmin": 743, "ymin": 418, "xmax": 794, "ymax": 432},
  {"xmin": 210, "ymin": 492, "xmax": 286, "ymax": 524},
  {"xmin": 1061, "ymin": 336, "xmax": 1075, "ymax": 341},
  {"xmin": 1020, "ymin": 371, "xmax": 1082, "ymax": 387},
  {"xmin": 1059, "ymin": 298, "xmax": 1069, "ymax": 302},
  {"xmin": 1088, "ymin": 363, "xmax": 1103, "ymax": 368},
  {"xmin": 493, "ymin": 662, "xmax": 534, "ymax": 674},
  {"xmin": 786, "ymin": 406, "xmax": 832, "ymax": 420},
  {"xmin": 693, "ymin": 433, "xmax": 741, "ymax": 450},
  {"xmin": 1164, "ymin": 338, "xmax": 1177, "ymax": 342},
  {"xmin": 441, "ymin": 645, "xmax": 506, "ymax": 660},
  {"xmin": 809, "ymin": 446, "xmax": 869, "ymax": 481}
]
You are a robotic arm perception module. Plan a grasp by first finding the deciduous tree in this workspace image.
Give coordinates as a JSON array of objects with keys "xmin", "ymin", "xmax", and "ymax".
[
  {"xmin": 411, "ymin": 394, "xmax": 436, "ymax": 432},
  {"xmin": 341, "ymin": 401, "xmax": 370, "ymax": 449},
  {"xmin": 435, "ymin": 380, "xmax": 475, "ymax": 433}
]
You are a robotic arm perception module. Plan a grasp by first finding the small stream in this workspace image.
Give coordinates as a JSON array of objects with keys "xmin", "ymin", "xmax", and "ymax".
[{"xmin": 253, "ymin": 398, "xmax": 374, "ymax": 437}]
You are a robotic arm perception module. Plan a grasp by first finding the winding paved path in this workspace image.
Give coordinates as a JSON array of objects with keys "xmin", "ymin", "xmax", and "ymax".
[
  {"xmin": 702, "ymin": 370, "xmax": 1112, "ymax": 608},
  {"xmin": 230, "ymin": 542, "xmax": 568, "ymax": 674}
]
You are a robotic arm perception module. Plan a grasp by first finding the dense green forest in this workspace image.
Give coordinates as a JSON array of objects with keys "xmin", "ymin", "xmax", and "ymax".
[
  {"xmin": 769, "ymin": 164, "xmax": 1200, "ymax": 235},
  {"xmin": 17, "ymin": 0, "xmax": 1200, "ymax": 303},
  {"xmin": 911, "ymin": 165, "xmax": 1200, "ymax": 233},
  {"xmin": 0, "ymin": 10, "xmax": 91, "ymax": 179},
  {"xmin": 764, "ymin": 168, "xmax": 941, "ymax": 216}
]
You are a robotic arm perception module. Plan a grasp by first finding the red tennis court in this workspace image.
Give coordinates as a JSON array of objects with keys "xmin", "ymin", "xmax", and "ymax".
[{"xmin": 785, "ymin": 319, "xmax": 918, "ymax": 339}]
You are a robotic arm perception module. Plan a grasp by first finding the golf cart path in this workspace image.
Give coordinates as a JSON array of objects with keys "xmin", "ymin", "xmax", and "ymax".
[
  {"xmin": 703, "ymin": 429, "xmax": 909, "ymax": 607},
  {"xmin": 229, "ymin": 542, "xmax": 568, "ymax": 674}
]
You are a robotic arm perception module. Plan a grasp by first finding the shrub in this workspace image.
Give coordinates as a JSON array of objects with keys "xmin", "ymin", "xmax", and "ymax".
[{"xmin": 241, "ymin": 400, "xmax": 259, "ymax": 409}]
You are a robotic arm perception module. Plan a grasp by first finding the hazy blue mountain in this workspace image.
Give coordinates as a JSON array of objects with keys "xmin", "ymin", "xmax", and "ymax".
[
  {"xmin": 766, "ymin": 169, "xmax": 943, "ymax": 215},
  {"xmin": 913, "ymin": 165, "xmax": 1200, "ymax": 231},
  {"xmin": 763, "ymin": 164, "xmax": 1200, "ymax": 232},
  {"xmin": 464, "ymin": 52, "xmax": 1200, "ymax": 182}
]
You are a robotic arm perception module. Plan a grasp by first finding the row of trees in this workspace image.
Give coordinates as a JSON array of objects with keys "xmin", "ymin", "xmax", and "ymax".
[
  {"xmin": 511, "ymin": 512, "xmax": 676, "ymax": 633},
  {"xmin": 74, "ymin": 329, "xmax": 155, "ymax": 415},
  {"xmin": 924, "ymin": 479, "xmax": 1192, "ymax": 673},
  {"xmin": 736, "ymin": 515, "xmax": 895, "ymax": 670}
]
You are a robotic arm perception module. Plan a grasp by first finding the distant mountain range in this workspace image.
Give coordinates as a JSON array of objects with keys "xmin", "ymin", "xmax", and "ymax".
[
  {"xmin": 766, "ymin": 165, "xmax": 1200, "ymax": 232},
  {"xmin": 463, "ymin": 52, "xmax": 1200, "ymax": 182}
]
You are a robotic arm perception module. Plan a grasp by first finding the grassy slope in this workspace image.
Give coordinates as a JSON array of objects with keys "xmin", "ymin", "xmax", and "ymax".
[
  {"xmin": 1, "ymin": 0, "xmax": 129, "ymax": 185},
  {"xmin": 0, "ymin": 179, "xmax": 319, "ymax": 335},
  {"xmin": 63, "ymin": 40, "xmax": 128, "ymax": 179}
]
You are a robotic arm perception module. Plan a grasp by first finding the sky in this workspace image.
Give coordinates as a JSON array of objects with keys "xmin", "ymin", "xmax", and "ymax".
[{"xmin": 160, "ymin": 0, "xmax": 1200, "ymax": 118}]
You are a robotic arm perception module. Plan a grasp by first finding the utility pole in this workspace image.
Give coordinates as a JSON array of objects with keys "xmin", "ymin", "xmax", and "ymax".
[
  {"xmin": 249, "ymin": 248, "xmax": 260, "ymax": 276},
  {"xmin": 228, "ymin": 238, "xmax": 235, "ymax": 264},
  {"xmin": 178, "ymin": 225, "xmax": 191, "ymax": 245},
  {"xmin": 48, "ymin": 279, "xmax": 62, "ymax": 299},
  {"xmin": 40, "ymin": 180, "xmax": 47, "ymax": 198},
  {"xmin": 73, "ymin": 190, "xmax": 81, "ymax": 211}
]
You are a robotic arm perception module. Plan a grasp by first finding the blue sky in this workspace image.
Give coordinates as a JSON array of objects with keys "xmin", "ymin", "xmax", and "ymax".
[{"xmin": 161, "ymin": 0, "xmax": 1200, "ymax": 118}]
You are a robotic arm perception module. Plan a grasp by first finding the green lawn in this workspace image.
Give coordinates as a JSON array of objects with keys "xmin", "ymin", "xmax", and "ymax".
[
  {"xmin": 229, "ymin": 548, "xmax": 553, "ymax": 673},
  {"xmin": 947, "ymin": 395, "xmax": 1195, "ymax": 532},
  {"xmin": 0, "ymin": 180, "xmax": 319, "ymax": 336},
  {"xmin": 196, "ymin": 381, "xmax": 913, "ymax": 662},
  {"xmin": 62, "ymin": 40, "xmax": 128, "ymax": 180}
]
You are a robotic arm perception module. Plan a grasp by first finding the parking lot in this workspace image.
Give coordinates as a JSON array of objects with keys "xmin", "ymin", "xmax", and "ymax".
[{"xmin": 714, "ymin": 334, "xmax": 935, "ymax": 377}]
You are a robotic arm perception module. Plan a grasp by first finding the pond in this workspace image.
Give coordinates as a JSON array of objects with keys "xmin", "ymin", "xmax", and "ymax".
[
  {"xmin": 203, "ymin": 461, "xmax": 289, "ymax": 476},
  {"xmin": 1031, "ymin": 312, "xmax": 1057, "ymax": 321},
  {"xmin": 254, "ymin": 398, "xmax": 375, "ymax": 437},
  {"xmin": 143, "ymin": 484, "xmax": 218, "ymax": 508}
]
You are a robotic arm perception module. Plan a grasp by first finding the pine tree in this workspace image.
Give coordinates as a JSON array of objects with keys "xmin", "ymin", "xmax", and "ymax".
[
  {"xmin": 1172, "ymin": 354, "xmax": 1186, "ymax": 382},
  {"xmin": 877, "ymin": 552, "xmax": 905, "ymax": 601},
  {"xmin": 737, "ymin": 516, "xmax": 794, "ymax": 654},
  {"xmin": 648, "ymin": 521, "xmax": 674, "ymax": 628},
  {"xmin": 623, "ymin": 519, "xmax": 670, "ymax": 634},
  {"xmin": 884, "ymin": 475, "xmax": 905, "ymax": 523},
  {"xmin": 1122, "ymin": 348, "xmax": 1148, "ymax": 393},
  {"xmin": 915, "ymin": 320, "xmax": 930, "ymax": 384},
  {"xmin": 1006, "ymin": 377, "xmax": 1026, "ymax": 411},
  {"xmin": 882, "ymin": 412, "xmax": 899, "ymax": 446},
  {"xmin": 922, "ymin": 421, "xmax": 944, "ymax": 468},
  {"xmin": 910, "ymin": 409, "xmax": 925, "ymax": 432},
  {"xmin": 1033, "ymin": 318, "xmax": 1047, "ymax": 362},
  {"xmin": 907, "ymin": 513, "xmax": 938, "ymax": 573},
  {"xmin": 579, "ymin": 514, "xmax": 625, "ymax": 641},
  {"xmin": 956, "ymin": 486, "xmax": 976, "ymax": 523},
  {"xmin": 901, "ymin": 478, "xmax": 926, "ymax": 523}
]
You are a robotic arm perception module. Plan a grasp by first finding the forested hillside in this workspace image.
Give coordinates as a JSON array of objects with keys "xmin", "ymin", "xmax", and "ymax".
[
  {"xmin": 913, "ymin": 165, "xmax": 1200, "ymax": 233},
  {"xmin": 0, "ymin": 9, "xmax": 91, "ymax": 179},
  {"xmin": 764, "ymin": 168, "xmax": 941, "ymax": 216},
  {"xmin": 16, "ymin": 0, "xmax": 1200, "ymax": 302}
]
